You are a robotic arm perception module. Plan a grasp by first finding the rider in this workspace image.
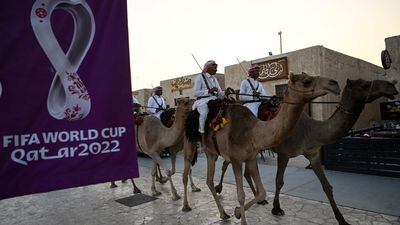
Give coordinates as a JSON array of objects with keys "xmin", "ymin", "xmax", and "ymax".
[
  {"xmin": 192, "ymin": 60, "xmax": 224, "ymax": 144},
  {"xmin": 239, "ymin": 64, "xmax": 268, "ymax": 116},
  {"xmin": 147, "ymin": 86, "xmax": 167, "ymax": 119}
]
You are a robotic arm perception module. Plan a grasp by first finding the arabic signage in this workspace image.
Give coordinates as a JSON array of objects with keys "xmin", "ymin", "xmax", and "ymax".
[
  {"xmin": 256, "ymin": 57, "xmax": 288, "ymax": 82},
  {"xmin": 171, "ymin": 77, "xmax": 193, "ymax": 91},
  {"xmin": 0, "ymin": 0, "xmax": 139, "ymax": 199}
]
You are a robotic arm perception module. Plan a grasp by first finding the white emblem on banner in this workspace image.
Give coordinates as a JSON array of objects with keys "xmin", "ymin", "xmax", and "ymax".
[{"xmin": 30, "ymin": 0, "xmax": 95, "ymax": 120}]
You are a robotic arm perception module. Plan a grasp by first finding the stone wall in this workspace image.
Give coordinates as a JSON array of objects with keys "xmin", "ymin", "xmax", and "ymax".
[
  {"xmin": 132, "ymin": 89, "xmax": 152, "ymax": 107},
  {"xmin": 383, "ymin": 35, "xmax": 400, "ymax": 100}
]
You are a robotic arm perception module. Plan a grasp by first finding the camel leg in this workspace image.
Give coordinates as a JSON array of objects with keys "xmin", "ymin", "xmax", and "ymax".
[
  {"xmin": 244, "ymin": 164, "xmax": 268, "ymax": 205},
  {"xmin": 231, "ymin": 160, "xmax": 247, "ymax": 225},
  {"xmin": 151, "ymin": 152, "xmax": 181, "ymax": 201},
  {"xmin": 306, "ymin": 151, "xmax": 350, "ymax": 225},
  {"xmin": 235, "ymin": 159, "xmax": 266, "ymax": 220},
  {"xmin": 156, "ymin": 163, "xmax": 168, "ymax": 184},
  {"xmin": 215, "ymin": 160, "xmax": 230, "ymax": 194},
  {"xmin": 182, "ymin": 139, "xmax": 198, "ymax": 212},
  {"xmin": 110, "ymin": 181, "xmax": 118, "ymax": 188},
  {"xmin": 271, "ymin": 154, "xmax": 289, "ymax": 216},
  {"xmin": 130, "ymin": 179, "xmax": 142, "ymax": 194},
  {"xmin": 149, "ymin": 157, "xmax": 161, "ymax": 196},
  {"xmin": 206, "ymin": 152, "xmax": 230, "ymax": 220},
  {"xmin": 189, "ymin": 168, "xmax": 201, "ymax": 192}
]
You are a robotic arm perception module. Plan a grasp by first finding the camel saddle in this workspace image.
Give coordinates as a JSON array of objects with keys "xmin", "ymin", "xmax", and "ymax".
[
  {"xmin": 134, "ymin": 108, "xmax": 176, "ymax": 128},
  {"xmin": 257, "ymin": 96, "xmax": 280, "ymax": 121}
]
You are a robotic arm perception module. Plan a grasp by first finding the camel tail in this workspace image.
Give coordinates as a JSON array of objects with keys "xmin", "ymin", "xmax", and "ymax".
[
  {"xmin": 185, "ymin": 110, "xmax": 201, "ymax": 143},
  {"xmin": 191, "ymin": 145, "xmax": 198, "ymax": 166}
]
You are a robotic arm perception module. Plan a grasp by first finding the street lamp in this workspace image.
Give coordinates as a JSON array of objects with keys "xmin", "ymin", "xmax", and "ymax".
[{"xmin": 278, "ymin": 31, "xmax": 282, "ymax": 54}]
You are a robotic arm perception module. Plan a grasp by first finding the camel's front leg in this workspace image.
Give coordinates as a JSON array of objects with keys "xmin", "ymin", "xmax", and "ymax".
[
  {"xmin": 215, "ymin": 160, "xmax": 230, "ymax": 194},
  {"xmin": 244, "ymin": 162, "xmax": 268, "ymax": 205},
  {"xmin": 243, "ymin": 159, "xmax": 267, "ymax": 211},
  {"xmin": 231, "ymin": 160, "xmax": 247, "ymax": 225},
  {"xmin": 306, "ymin": 149, "xmax": 350, "ymax": 225},
  {"xmin": 206, "ymin": 152, "xmax": 230, "ymax": 220},
  {"xmin": 151, "ymin": 153, "xmax": 181, "ymax": 201},
  {"xmin": 150, "ymin": 157, "xmax": 161, "ymax": 196},
  {"xmin": 272, "ymin": 154, "xmax": 289, "ymax": 216},
  {"xmin": 156, "ymin": 163, "xmax": 168, "ymax": 184}
]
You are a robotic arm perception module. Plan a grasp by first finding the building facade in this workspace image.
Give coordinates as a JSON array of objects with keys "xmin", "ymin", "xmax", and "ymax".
[{"xmin": 225, "ymin": 46, "xmax": 389, "ymax": 130}]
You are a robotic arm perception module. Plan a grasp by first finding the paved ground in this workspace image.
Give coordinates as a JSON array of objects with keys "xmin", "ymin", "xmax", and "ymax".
[{"xmin": 0, "ymin": 153, "xmax": 399, "ymax": 225}]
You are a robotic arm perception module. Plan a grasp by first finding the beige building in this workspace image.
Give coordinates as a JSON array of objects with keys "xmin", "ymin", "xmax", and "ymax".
[
  {"xmin": 383, "ymin": 35, "xmax": 400, "ymax": 99},
  {"xmin": 160, "ymin": 73, "xmax": 225, "ymax": 107},
  {"xmin": 132, "ymin": 89, "xmax": 152, "ymax": 106},
  {"xmin": 225, "ymin": 45, "xmax": 389, "ymax": 130}
]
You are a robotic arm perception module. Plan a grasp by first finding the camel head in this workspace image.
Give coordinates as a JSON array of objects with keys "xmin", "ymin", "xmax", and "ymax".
[
  {"xmin": 176, "ymin": 98, "xmax": 195, "ymax": 114},
  {"xmin": 345, "ymin": 79, "xmax": 399, "ymax": 103},
  {"xmin": 287, "ymin": 72, "xmax": 341, "ymax": 102}
]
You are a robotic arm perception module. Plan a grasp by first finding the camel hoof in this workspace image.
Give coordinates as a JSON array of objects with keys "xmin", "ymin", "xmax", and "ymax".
[
  {"xmin": 133, "ymin": 188, "xmax": 142, "ymax": 194},
  {"xmin": 182, "ymin": 205, "xmax": 192, "ymax": 212},
  {"xmin": 215, "ymin": 184, "xmax": 223, "ymax": 194},
  {"xmin": 157, "ymin": 177, "xmax": 168, "ymax": 184},
  {"xmin": 220, "ymin": 211, "xmax": 231, "ymax": 220},
  {"xmin": 339, "ymin": 221, "xmax": 351, "ymax": 225},
  {"xmin": 152, "ymin": 191, "xmax": 162, "ymax": 196},
  {"xmin": 257, "ymin": 200, "xmax": 268, "ymax": 205},
  {"xmin": 121, "ymin": 179, "xmax": 128, "ymax": 183},
  {"xmin": 191, "ymin": 187, "xmax": 201, "ymax": 192},
  {"xmin": 166, "ymin": 170, "xmax": 173, "ymax": 177},
  {"xmin": 234, "ymin": 207, "xmax": 241, "ymax": 219},
  {"xmin": 110, "ymin": 183, "xmax": 118, "ymax": 188},
  {"xmin": 172, "ymin": 194, "xmax": 181, "ymax": 201},
  {"xmin": 271, "ymin": 207, "xmax": 285, "ymax": 216}
]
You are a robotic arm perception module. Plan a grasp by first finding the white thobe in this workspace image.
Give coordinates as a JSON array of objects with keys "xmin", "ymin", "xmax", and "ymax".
[
  {"xmin": 193, "ymin": 73, "xmax": 224, "ymax": 133},
  {"xmin": 239, "ymin": 77, "xmax": 268, "ymax": 117},
  {"xmin": 147, "ymin": 95, "xmax": 167, "ymax": 119}
]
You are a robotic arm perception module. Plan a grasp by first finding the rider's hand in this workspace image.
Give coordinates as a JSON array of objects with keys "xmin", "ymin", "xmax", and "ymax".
[
  {"xmin": 253, "ymin": 91, "xmax": 260, "ymax": 97},
  {"xmin": 209, "ymin": 87, "xmax": 218, "ymax": 94}
]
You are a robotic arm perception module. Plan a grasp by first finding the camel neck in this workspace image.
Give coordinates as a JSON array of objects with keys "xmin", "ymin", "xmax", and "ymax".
[
  {"xmin": 314, "ymin": 89, "xmax": 365, "ymax": 144},
  {"xmin": 253, "ymin": 91, "xmax": 305, "ymax": 150}
]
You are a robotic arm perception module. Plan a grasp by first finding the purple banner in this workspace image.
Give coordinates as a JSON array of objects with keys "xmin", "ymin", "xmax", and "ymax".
[{"xmin": 0, "ymin": 0, "xmax": 139, "ymax": 199}]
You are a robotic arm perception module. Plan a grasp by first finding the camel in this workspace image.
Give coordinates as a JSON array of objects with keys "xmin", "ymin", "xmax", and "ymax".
[
  {"xmin": 137, "ymin": 98, "xmax": 200, "ymax": 200},
  {"xmin": 215, "ymin": 78, "xmax": 398, "ymax": 225},
  {"xmin": 182, "ymin": 72, "xmax": 341, "ymax": 225}
]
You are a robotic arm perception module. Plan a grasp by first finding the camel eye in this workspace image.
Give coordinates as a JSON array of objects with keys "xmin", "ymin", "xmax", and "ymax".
[{"xmin": 302, "ymin": 78, "xmax": 312, "ymax": 86}]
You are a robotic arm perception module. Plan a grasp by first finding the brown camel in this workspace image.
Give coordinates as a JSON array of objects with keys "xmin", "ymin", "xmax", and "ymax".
[
  {"xmin": 215, "ymin": 78, "xmax": 398, "ymax": 225},
  {"xmin": 137, "ymin": 98, "xmax": 199, "ymax": 200},
  {"xmin": 183, "ymin": 72, "xmax": 341, "ymax": 225}
]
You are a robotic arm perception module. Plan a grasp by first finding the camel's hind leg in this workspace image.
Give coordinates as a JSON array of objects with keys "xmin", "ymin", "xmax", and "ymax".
[
  {"xmin": 305, "ymin": 149, "xmax": 350, "ymax": 225},
  {"xmin": 231, "ymin": 160, "xmax": 248, "ymax": 225},
  {"xmin": 182, "ymin": 138, "xmax": 196, "ymax": 212},
  {"xmin": 156, "ymin": 163, "xmax": 168, "ymax": 184},
  {"xmin": 272, "ymin": 154, "xmax": 289, "ymax": 216},
  {"xmin": 206, "ymin": 152, "xmax": 230, "ymax": 220},
  {"xmin": 149, "ymin": 157, "xmax": 161, "ymax": 196},
  {"xmin": 151, "ymin": 152, "xmax": 181, "ymax": 201},
  {"xmin": 189, "ymin": 168, "xmax": 201, "ymax": 192},
  {"xmin": 215, "ymin": 160, "xmax": 230, "ymax": 194},
  {"xmin": 130, "ymin": 179, "xmax": 142, "ymax": 194}
]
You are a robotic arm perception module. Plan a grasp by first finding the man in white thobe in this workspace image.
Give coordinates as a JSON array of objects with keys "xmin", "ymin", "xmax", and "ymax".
[
  {"xmin": 147, "ymin": 86, "xmax": 167, "ymax": 119},
  {"xmin": 239, "ymin": 64, "xmax": 268, "ymax": 117},
  {"xmin": 192, "ymin": 60, "xmax": 224, "ymax": 143}
]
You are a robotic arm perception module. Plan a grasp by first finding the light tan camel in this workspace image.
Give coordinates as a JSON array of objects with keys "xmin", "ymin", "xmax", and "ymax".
[
  {"xmin": 215, "ymin": 78, "xmax": 398, "ymax": 225},
  {"xmin": 137, "ymin": 98, "xmax": 199, "ymax": 200},
  {"xmin": 183, "ymin": 72, "xmax": 341, "ymax": 225}
]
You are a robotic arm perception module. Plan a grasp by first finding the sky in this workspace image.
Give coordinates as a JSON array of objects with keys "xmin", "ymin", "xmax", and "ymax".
[{"xmin": 127, "ymin": 0, "xmax": 400, "ymax": 90}]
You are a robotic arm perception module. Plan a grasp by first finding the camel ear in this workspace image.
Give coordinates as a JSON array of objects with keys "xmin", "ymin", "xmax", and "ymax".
[
  {"xmin": 288, "ymin": 71, "xmax": 296, "ymax": 82},
  {"xmin": 346, "ymin": 79, "xmax": 353, "ymax": 88}
]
